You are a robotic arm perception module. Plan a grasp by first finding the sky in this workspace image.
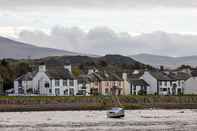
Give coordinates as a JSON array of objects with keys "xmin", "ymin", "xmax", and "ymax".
[{"xmin": 0, "ymin": 0, "xmax": 197, "ymax": 56}]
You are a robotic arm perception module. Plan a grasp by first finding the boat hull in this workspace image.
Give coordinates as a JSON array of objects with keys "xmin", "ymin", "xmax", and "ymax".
[{"xmin": 107, "ymin": 108, "xmax": 125, "ymax": 118}]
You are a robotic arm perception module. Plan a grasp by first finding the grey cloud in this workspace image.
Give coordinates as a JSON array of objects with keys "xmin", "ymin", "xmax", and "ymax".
[
  {"xmin": 0, "ymin": 0, "xmax": 197, "ymax": 10},
  {"xmin": 18, "ymin": 26, "xmax": 197, "ymax": 56}
]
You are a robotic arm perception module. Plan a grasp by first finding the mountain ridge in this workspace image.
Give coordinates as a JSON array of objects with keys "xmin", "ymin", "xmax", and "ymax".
[
  {"xmin": 0, "ymin": 36, "xmax": 82, "ymax": 59},
  {"xmin": 130, "ymin": 53, "xmax": 197, "ymax": 68}
]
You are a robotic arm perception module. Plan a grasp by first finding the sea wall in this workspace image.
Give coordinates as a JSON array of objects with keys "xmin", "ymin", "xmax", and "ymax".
[{"xmin": 1, "ymin": 95, "xmax": 197, "ymax": 111}]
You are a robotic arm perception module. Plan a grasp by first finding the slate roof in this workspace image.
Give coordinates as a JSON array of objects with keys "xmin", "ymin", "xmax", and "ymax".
[
  {"xmin": 168, "ymin": 72, "xmax": 191, "ymax": 80},
  {"xmin": 77, "ymin": 75, "xmax": 91, "ymax": 83},
  {"xmin": 149, "ymin": 71, "xmax": 191, "ymax": 81},
  {"xmin": 149, "ymin": 71, "xmax": 172, "ymax": 81},
  {"xmin": 45, "ymin": 66, "xmax": 74, "ymax": 80},
  {"xmin": 87, "ymin": 71, "xmax": 123, "ymax": 82},
  {"xmin": 16, "ymin": 72, "xmax": 37, "ymax": 81},
  {"xmin": 127, "ymin": 70, "xmax": 144, "ymax": 80},
  {"xmin": 16, "ymin": 66, "xmax": 74, "ymax": 81},
  {"xmin": 129, "ymin": 79, "xmax": 149, "ymax": 86}
]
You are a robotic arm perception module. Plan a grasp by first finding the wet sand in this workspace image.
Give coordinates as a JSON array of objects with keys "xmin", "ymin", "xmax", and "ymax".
[{"xmin": 0, "ymin": 109, "xmax": 197, "ymax": 131}]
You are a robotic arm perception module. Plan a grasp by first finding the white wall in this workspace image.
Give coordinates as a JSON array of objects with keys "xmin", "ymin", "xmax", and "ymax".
[
  {"xmin": 33, "ymin": 72, "xmax": 51, "ymax": 95},
  {"xmin": 142, "ymin": 71, "xmax": 158, "ymax": 94},
  {"xmin": 184, "ymin": 77, "xmax": 197, "ymax": 94}
]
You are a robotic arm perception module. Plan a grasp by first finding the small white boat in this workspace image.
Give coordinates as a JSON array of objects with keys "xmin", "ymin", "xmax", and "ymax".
[{"xmin": 107, "ymin": 107, "xmax": 125, "ymax": 118}]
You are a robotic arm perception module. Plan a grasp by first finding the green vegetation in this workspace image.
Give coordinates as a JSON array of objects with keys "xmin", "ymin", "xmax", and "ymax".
[
  {"xmin": 0, "ymin": 59, "xmax": 32, "ymax": 91},
  {"xmin": 1, "ymin": 95, "xmax": 197, "ymax": 111}
]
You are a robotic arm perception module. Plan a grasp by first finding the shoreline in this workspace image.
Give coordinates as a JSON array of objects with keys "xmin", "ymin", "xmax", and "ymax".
[{"xmin": 1, "ymin": 95, "xmax": 197, "ymax": 112}]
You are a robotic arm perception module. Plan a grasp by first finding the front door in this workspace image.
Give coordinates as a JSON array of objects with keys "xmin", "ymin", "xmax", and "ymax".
[{"xmin": 55, "ymin": 88, "xmax": 60, "ymax": 96}]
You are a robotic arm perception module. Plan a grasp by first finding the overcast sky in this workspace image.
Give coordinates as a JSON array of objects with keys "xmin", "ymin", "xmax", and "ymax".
[{"xmin": 0, "ymin": 0, "xmax": 197, "ymax": 56}]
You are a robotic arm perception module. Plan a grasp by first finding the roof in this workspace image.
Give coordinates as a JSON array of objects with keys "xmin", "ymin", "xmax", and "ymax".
[
  {"xmin": 16, "ymin": 66, "xmax": 75, "ymax": 81},
  {"xmin": 129, "ymin": 79, "xmax": 149, "ymax": 86},
  {"xmin": 77, "ymin": 75, "xmax": 91, "ymax": 83},
  {"xmin": 149, "ymin": 71, "xmax": 172, "ymax": 81},
  {"xmin": 45, "ymin": 66, "xmax": 74, "ymax": 80},
  {"xmin": 168, "ymin": 72, "xmax": 191, "ymax": 80},
  {"xmin": 127, "ymin": 70, "xmax": 144, "ymax": 80},
  {"xmin": 149, "ymin": 70, "xmax": 191, "ymax": 81},
  {"xmin": 87, "ymin": 71, "xmax": 123, "ymax": 82},
  {"xmin": 16, "ymin": 72, "xmax": 37, "ymax": 81}
]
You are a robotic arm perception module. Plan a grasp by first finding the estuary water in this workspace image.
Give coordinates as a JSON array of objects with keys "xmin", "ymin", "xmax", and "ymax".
[{"xmin": 0, "ymin": 109, "xmax": 197, "ymax": 131}]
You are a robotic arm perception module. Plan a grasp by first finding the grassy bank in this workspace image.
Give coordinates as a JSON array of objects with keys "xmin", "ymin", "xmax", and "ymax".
[{"xmin": 1, "ymin": 95, "xmax": 197, "ymax": 111}]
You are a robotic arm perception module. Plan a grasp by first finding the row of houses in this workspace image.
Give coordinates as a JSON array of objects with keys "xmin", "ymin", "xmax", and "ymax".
[{"xmin": 11, "ymin": 64, "xmax": 197, "ymax": 96}]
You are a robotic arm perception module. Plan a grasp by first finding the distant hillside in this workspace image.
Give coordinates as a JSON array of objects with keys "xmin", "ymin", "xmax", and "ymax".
[
  {"xmin": 34, "ymin": 54, "xmax": 148, "ymax": 73},
  {"xmin": 0, "ymin": 36, "xmax": 81, "ymax": 59},
  {"xmin": 130, "ymin": 53, "xmax": 197, "ymax": 68}
]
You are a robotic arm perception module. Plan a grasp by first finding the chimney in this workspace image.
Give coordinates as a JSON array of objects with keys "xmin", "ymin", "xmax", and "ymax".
[
  {"xmin": 160, "ymin": 65, "xmax": 164, "ymax": 71},
  {"xmin": 64, "ymin": 64, "xmax": 72, "ymax": 72},
  {"xmin": 88, "ymin": 68, "xmax": 98, "ymax": 74},
  {"xmin": 39, "ymin": 65, "xmax": 46, "ymax": 72},
  {"xmin": 122, "ymin": 73, "xmax": 127, "ymax": 81}
]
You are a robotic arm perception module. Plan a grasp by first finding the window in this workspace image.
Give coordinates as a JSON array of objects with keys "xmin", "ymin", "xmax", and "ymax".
[
  {"xmin": 69, "ymin": 80, "xmax": 74, "ymax": 86},
  {"xmin": 159, "ymin": 81, "xmax": 162, "ymax": 86},
  {"xmin": 130, "ymin": 86, "xmax": 132, "ymax": 95},
  {"xmin": 106, "ymin": 82, "xmax": 109, "ymax": 86},
  {"xmin": 19, "ymin": 81, "xmax": 22, "ymax": 87},
  {"xmin": 49, "ymin": 89, "xmax": 52, "ymax": 93},
  {"xmin": 178, "ymin": 81, "xmax": 181, "ymax": 86},
  {"xmin": 160, "ymin": 88, "xmax": 167, "ymax": 91},
  {"xmin": 55, "ymin": 80, "xmax": 60, "ymax": 87},
  {"xmin": 164, "ymin": 81, "xmax": 167, "ymax": 86},
  {"xmin": 69, "ymin": 88, "xmax": 74, "ymax": 96},
  {"xmin": 81, "ymin": 86, "xmax": 86, "ymax": 89},
  {"xmin": 170, "ymin": 81, "xmax": 172, "ymax": 86},
  {"xmin": 105, "ymin": 88, "xmax": 109, "ymax": 94},
  {"xmin": 45, "ymin": 83, "xmax": 50, "ymax": 88},
  {"xmin": 134, "ymin": 86, "xmax": 136, "ymax": 90},
  {"xmin": 64, "ymin": 89, "xmax": 68, "ymax": 95},
  {"xmin": 55, "ymin": 88, "xmax": 60, "ymax": 96},
  {"xmin": 63, "ymin": 80, "xmax": 67, "ymax": 86}
]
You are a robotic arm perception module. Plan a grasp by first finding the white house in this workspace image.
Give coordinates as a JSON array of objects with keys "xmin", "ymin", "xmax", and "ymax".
[
  {"xmin": 121, "ymin": 71, "xmax": 150, "ymax": 95},
  {"xmin": 142, "ymin": 70, "xmax": 190, "ymax": 95},
  {"xmin": 14, "ymin": 64, "xmax": 78, "ymax": 96},
  {"xmin": 76, "ymin": 75, "xmax": 91, "ymax": 96},
  {"xmin": 183, "ymin": 70, "xmax": 197, "ymax": 94}
]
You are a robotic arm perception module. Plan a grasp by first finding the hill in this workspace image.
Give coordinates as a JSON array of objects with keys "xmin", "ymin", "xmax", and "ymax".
[
  {"xmin": 130, "ymin": 53, "xmax": 197, "ymax": 68},
  {"xmin": 0, "ymin": 36, "xmax": 81, "ymax": 59}
]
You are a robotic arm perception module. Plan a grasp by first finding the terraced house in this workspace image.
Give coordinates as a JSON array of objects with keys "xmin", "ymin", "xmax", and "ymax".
[
  {"xmin": 87, "ymin": 70, "xmax": 123, "ymax": 96},
  {"xmin": 121, "ymin": 70, "xmax": 150, "ymax": 95},
  {"xmin": 142, "ymin": 70, "xmax": 190, "ymax": 95},
  {"xmin": 14, "ymin": 64, "xmax": 78, "ymax": 96}
]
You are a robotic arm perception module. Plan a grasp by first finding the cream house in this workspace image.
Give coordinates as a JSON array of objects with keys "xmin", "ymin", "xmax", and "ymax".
[{"xmin": 87, "ymin": 70, "xmax": 123, "ymax": 96}]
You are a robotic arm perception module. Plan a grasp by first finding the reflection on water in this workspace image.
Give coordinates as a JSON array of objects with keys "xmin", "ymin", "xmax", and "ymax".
[{"xmin": 0, "ymin": 109, "xmax": 197, "ymax": 131}]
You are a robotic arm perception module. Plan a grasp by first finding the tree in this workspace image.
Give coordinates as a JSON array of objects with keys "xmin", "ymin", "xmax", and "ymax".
[
  {"xmin": 72, "ymin": 67, "xmax": 81, "ymax": 77},
  {"xmin": 1, "ymin": 59, "xmax": 8, "ymax": 66},
  {"xmin": 15, "ymin": 62, "xmax": 32, "ymax": 77}
]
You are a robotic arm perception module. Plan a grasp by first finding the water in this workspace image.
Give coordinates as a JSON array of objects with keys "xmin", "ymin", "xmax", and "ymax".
[{"xmin": 0, "ymin": 109, "xmax": 197, "ymax": 131}]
